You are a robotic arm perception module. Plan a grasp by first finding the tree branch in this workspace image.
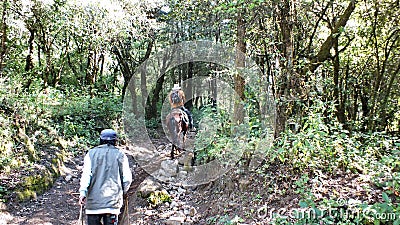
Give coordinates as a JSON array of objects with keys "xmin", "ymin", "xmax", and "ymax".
[{"xmin": 306, "ymin": 0, "xmax": 356, "ymax": 73}]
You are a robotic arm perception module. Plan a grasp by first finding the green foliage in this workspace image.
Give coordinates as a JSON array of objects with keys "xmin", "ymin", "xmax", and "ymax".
[
  {"xmin": 272, "ymin": 194, "xmax": 400, "ymax": 225},
  {"xmin": 0, "ymin": 185, "xmax": 7, "ymax": 202},
  {"xmin": 146, "ymin": 118, "xmax": 160, "ymax": 129},
  {"xmin": 294, "ymin": 174, "xmax": 310, "ymax": 197},
  {"xmin": 193, "ymin": 105, "xmax": 233, "ymax": 164},
  {"xmin": 244, "ymin": 87, "xmax": 264, "ymax": 138},
  {"xmin": 371, "ymin": 137, "xmax": 400, "ymax": 200},
  {"xmin": 207, "ymin": 215, "xmax": 244, "ymax": 225},
  {"xmin": 266, "ymin": 99, "xmax": 399, "ymax": 175},
  {"xmin": 266, "ymin": 99, "xmax": 400, "ymax": 224},
  {"xmin": 0, "ymin": 80, "xmax": 122, "ymax": 202},
  {"xmin": 0, "ymin": 0, "xmax": 399, "ymax": 219},
  {"xmin": 51, "ymin": 90, "xmax": 122, "ymax": 146},
  {"xmin": 192, "ymin": 92, "xmax": 272, "ymax": 166},
  {"xmin": 147, "ymin": 190, "xmax": 172, "ymax": 208},
  {"xmin": 16, "ymin": 171, "xmax": 57, "ymax": 201}
]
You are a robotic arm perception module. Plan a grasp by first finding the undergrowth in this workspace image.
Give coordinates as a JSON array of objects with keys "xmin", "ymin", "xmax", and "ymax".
[
  {"xmin": 265, "ymin": 100, "xmax": 400, "ymax": 224},
  {"xmin": 195, "ymin": 98, "xmax": 400, "ymax": 224},
  {"xmin": 0, "ymin": 80, "xmax": 122, "ymax": 202}
]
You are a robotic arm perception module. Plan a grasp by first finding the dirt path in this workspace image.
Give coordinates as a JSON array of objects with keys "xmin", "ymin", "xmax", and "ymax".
[
  {"xmin": 0, "ymin": 137, "xmax": 209, "ymax": 225},
  {"xmin": 1, "ymin": 151, "xmax": 153, "ymax": 225},
  {"xmin": 1, "ymin": 155, "xmax": 85, "ymax": 225}
]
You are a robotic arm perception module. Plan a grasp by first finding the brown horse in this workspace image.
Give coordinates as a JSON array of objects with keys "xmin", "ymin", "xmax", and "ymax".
[{"xmin": 166, "ymin": 108, "xmax": 189, "ymax": 159}]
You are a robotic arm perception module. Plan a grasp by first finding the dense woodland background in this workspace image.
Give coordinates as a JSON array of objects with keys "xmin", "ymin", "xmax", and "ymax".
[{"xmin": 0, "ymin": 0, "xmax": 399, "ymax": 224}]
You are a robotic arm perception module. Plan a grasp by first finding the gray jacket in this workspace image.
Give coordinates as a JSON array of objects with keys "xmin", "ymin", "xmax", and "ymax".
[{"xmin": 83, "ymin": 144, "xmax": 132, "ymax": 211}]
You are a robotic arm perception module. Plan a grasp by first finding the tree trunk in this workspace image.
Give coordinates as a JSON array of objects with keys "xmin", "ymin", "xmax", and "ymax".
[
  {"xmin": 368, "ymin": 25, "xmax": 399, "ymax": 131},
  {"xmin": 44, "ymin": 48, "xmax": 52, "ymax": 88},
  {"xmin": 333, "ymin": 35, "xmax": 345, "ymax": 124},
  {"xmin": 85, "ymin": 47, "xmax": 96, "ymax": 86},
  {"xmin": 275, "ymin": 0, "xmax": 294, "ymax": 137},
  {"xmin": 360, "ymin": 81, "xmax": 369, "ymax": 130},
  {"xmin": 140, "ymin": 66, "xmax": 148, "ymax": 110},
  {"xmin": 147, "ymin": 51, "xmax": 168, "ymax": 120},
  {"xmin": 54, "ymin": 60, "xmax": 64, "ymax": 87},
  {"xmin": 185, "ymin": 61, "xmax": 194, "ymax": 110},
  {"xmin": 380, "ymin": 61, "xmax": 400, "ymax": 130},
  {"xmin": 37, "ymin": 42, "xmax": 41, "ymax": 68},
  {"xmin": 112, "ymin": 45, "xmax": 133, "ymax": 103},
  {"xmin": 98, "ymin": 53, "xmax": 104, "ymax": 78},
  {"xmin": 353, "ymin": 84, "xmax": 359, "ymax": 122},
  {"xmin": 233, "ymin": 9, "xmax": 246, "ymax": 125},
  {"xmin": 211, "ymin": 66, "xmax": 217, "ymax": 108},
  {"xmin": 147, "ymin": 74, "xmax": 164, "ymax": 120},
  {"xmin": 0, "ymin": 0, "xmax": 7, "ymax": 72},
  {"xmin": 128, "ymin": 76, "xmax": 138, "ymax": 116},
  {"xmin": 65, "ymin": 35, "xmax": 78, "ymax": 77},
  {"xmin": 140, "ymin": 39, "xmax": 153, "ymax": 109},
  {"xmin": 25, "ymin": 28, "xmax": 35, "ymax": 72}
]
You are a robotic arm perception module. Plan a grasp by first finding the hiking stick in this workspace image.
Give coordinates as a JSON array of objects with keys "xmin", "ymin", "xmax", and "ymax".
[
  {"xmin": 123, "ymin": 196, "xmax": 130, "ymax": 225},
  {"xmin": 77, "ymin": 204, "xmax": 84, "ymax": 225},
  {"xmin": 118, "ymin": 196, "xmax": 130, "ymax": 225}
]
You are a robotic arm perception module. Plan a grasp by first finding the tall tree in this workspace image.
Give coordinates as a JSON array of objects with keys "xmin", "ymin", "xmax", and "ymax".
[
  {"xmin": 0, "ymin": 0, "xmax": 7, "ymax": 73},
  {"xmin": 274, "ymin": 0, "xmax": 295, "ymax": 137},
  {"xmin": 359, "ymin": 0, "xmax": 400, "ymax": 131},
  {"xmin": 233, "ymin": 6, "xmax": 246, "ymax": 124}
]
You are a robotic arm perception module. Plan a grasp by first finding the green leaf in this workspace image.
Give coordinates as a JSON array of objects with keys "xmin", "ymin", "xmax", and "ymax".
[
  {"xmin": 299, "ymin": 200, "xmax": 308, "ymax": 208},
  {"xmin": 278, "ymin": 153, "xmax": 285, "ymax": 162},
  {"xmin": 382, "ymin": 192, "xmax": 391, "ymax": 203},
  {"xmin": 394, "ymin": 219, "xmax": 400, "ymax": 225}
]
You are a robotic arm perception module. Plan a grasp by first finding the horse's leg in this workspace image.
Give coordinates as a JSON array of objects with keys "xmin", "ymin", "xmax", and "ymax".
[
  {"xmin": 168, "ymin": 116, "xmax": 179, "ymax": 159},
  {"xmin": 171, "ymin": 144, "xmax": 175, "ymax": 159},
  {"xmin": 191, "ymin": 151, "xmax": 196, "ymax": 166},
  {"xmin": 182, "ymin": 131, "xmax": 186, "ymax": 150}
]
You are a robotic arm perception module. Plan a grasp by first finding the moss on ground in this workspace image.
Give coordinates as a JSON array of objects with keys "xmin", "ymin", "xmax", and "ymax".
[{"xmin": 14, "ymin": 148, "xmax": 67, "ymax": 202}]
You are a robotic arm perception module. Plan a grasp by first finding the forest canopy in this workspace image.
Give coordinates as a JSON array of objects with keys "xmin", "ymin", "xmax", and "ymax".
[{"xmin": 1, "ymin": 0, "xmax": 398, "ymax": 133}]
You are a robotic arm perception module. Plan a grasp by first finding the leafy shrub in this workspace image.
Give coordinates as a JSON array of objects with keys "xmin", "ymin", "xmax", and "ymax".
[
  {"xmin": 51, "ymin": 92, "xmax": 122, "ymax": 146},
  {"xmin": 193, "ymin": 105, "xmax": 232, "ymax": 164},
  {"xmin": 265, "ymin": 99, "xmax": 395, "ymax": 175},
  {"xmin": 0, "ymin": 81, "xmax": 123, "ymax": 202},
  {"xmin": 147, "ymin": 190, "xmax": 171, "ymax": 208}
]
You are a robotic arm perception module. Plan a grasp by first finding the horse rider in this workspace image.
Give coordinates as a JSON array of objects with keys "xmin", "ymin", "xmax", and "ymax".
[{"xmin": 169, "ymin": 84, "xmax": 196, "ymax": 132}]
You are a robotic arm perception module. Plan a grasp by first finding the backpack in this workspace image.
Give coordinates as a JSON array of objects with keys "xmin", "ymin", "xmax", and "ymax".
[{"xmin": 171, "ymin": 91, "xmax": 181, "ymax": 104}]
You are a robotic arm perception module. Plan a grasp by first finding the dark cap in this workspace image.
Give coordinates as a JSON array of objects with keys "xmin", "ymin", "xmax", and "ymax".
[{"xmin": 100, "ymin": 129, "xmax": 117, "ymax": 140}]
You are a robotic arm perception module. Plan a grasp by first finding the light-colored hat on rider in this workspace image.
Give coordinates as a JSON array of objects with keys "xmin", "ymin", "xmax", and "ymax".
[{"xmin": 172, "ymin": 84, "xmax": 181, "ymax": 91}]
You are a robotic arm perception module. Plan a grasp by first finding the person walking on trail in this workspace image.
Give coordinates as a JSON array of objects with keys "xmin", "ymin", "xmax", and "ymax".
[
  {"xmin": 78, "ymin": 129, "xmax": 132, "ymax": 225},
  {"xmin": 169, "ymin": 84, "xmax": 196, "ymax": 132}
]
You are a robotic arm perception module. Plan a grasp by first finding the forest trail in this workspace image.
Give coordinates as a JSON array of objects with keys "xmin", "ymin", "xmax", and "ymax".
[
  {"xmin": 0, "ymin": 134, "xmax": 386, "ymax": 225},
  {"xmin": 0, "ymin": 134, "xmax": 215, "ymax": 225},
  {"xmin": 0, "ymin": 145, "xmax": 196, "ymax": 225},
  {"xmin": 1, "ymin": 154, "xmax": 88, "ymax": 225}
]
